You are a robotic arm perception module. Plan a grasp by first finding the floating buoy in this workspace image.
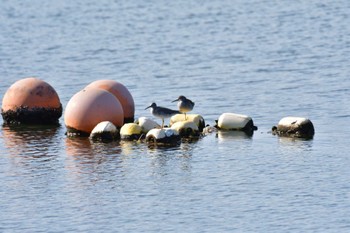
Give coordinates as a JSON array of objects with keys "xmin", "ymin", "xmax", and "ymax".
[
  {"xmin": 146, "ymin": 128, "xmax": 181, "ymax": 146},
  {"xmin": 120, "ymin": 123, "xmax": 143, "ymax": 140},
  {"xmin": 272, "ymin": 117, "xmax": 315, "ymax": 139},
  {"xmin": 171, "ymin": 121, "xmax": 200, "ymax": 139},
  {"xmin": 135, "ymin": 117, "xmax": 160, "ymax": 133},
  {"xmin": 85, "ymin": 80, "xmax": 135, "ymax": 123},
  {"xmin": 89, "ymin": 121, "xmax": 119, "ymax": 141},
  {"xmin": 170, "ymin": 114, "xmax": 205, "ymax": 132},
  {"xmin": 1, "ymin": 77, "xmax": 62, "ymax": 125},
  {"xmin": 216, "ymin": 113, "xmax": 257, "ymax": 135},
  {"xmin": 64, "ymin": 88, "xmax": 124, "ymax": 136}
]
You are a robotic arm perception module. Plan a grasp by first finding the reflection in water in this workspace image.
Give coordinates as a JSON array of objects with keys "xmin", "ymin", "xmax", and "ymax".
[
  {"xmin": 1, "ymin": 124, "xmax": 61, "ymax": 159},
  {"xmin": 65, "ymin": 137, "xmax": 122, "ymax": 172},
  {"xmin": 277, "ymin": 136, "xmax": 314, "ymax": 152},
  {"xmin": 217, "ymin": 130, "xmax": 253, "ymax": 142},
  {"xmin": 64, "ymin": 137, "xmax": 125, "ymax": 189},
  {"xmin": 120, "ymin": 140, "xmax": 145, "ymax": 156},
  {"xmin": 147, "ymin": 142, "xmax": 195, "ymax": 177}
]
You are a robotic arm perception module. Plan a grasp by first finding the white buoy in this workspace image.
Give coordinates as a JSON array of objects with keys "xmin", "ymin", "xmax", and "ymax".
[
  {"xmin": 89, "ymin": 121, "xmax": 119, "ymax": 141},
  {"xmin": 135, "ymin": 117, "xmax": 160, "ymax": 133},
  {"xmin": 216, "ymin": 113, "xmax": 257, "ymax": 134},
  {"xmin": 171, "ymin": 121, "xmax": 200, "ymax": 139},
  {"xmin": 120, "ymin": 123, "xmax": 143, "ymax": 140},
  {"xmin": 170, "ymin": 114, "xmax": 205, "ymax": 132},
  {"xmin": 272, "ymin": 117, "xmax": 314, "ymax": 139},
  {"xmin": 145, "ymin": 128, "xmax": 181, "ymax": 145}
]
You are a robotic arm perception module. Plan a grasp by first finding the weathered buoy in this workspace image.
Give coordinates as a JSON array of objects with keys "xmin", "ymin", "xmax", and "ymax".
[
  {"xmin": 170, "ymin": 114, "xmax": 205, "ymax": 132},
  {"xmin": 120, "ymin": 123, "xmax": 143, "ymax": 140},
  {"xmin": 272, "ymin": 117, "xmax": 315, "ymax": 139},
  {"xmin": 145, "ymin": 128, "xmax": 181, "ymax": 146},
  {"xmin": 135, "ymin": 117, "xmax": 160, "ymax": 133},
  {"xmin": 1, "ymin": 77, "xmax": 62, "ymax": 125},
  {"xmin": 89, "ymin": 121, "xmax": 119, "ymax": 141},
  {"xmin": 216, "ymin": 113, "xmax": 257, "ymax": 135},
  {"xmin": 85, "ymin": 80, "xmax": 135, "ymax": 123},
  {"xmin": 64, "ymin": 88, "xmax": 124, "ymax": 136},
  {"xmin": 171, "ymin": 121, "xmax": 200, "ymax": 139},
  {"xmin": 202, "ymin": 125, "xmax": 218, "ymax": 135}
]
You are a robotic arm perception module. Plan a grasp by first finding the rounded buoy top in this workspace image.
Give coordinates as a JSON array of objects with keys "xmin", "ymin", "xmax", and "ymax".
[
  {"xmin": 217, "ymin": 113, "xmax": 252, "ymax": 130},
  {"xmin": 146, "ymin": 128, "xmax": 179, "ymax": 140},
  {"xmin": 2, "ymin": 77, "xmax": 61, "ymax": 111},
  {"xmin": 136, "ymin": 117, "xmax": 160, "ymax": 133},
  {"xmin": 64, "ymin": 88, "xmax": 124, "ymax": 135},
  {"xmin": 278, "ymin": 117, "xmax": 308, "ymax": 126},
  {"xmin": 120, "ymin": 123, "xmax": 142, "ymax": 136},
  {"xmin": 89, "ymin": 121, "xmax": 119, "ymax": 141},
  {"xmin": 90, "ymin": 121, "xmax": 118, "ymax": 135},
  {"xmin": 85, "ymin": 80, "xmax": 135, "ymax": 123}
]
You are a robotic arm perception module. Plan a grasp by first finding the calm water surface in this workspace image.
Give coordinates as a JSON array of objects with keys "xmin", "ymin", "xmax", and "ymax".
[{"xmin": 0, "ymin": 0, "xmax": 350, "ymax": 232}]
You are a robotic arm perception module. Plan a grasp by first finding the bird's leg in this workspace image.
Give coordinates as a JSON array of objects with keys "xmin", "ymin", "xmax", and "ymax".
[
  {"xmin": 161, "ymin": 118, "xmax": 164, "ymax": 128},
  {"xmin": 184, "ymin": 113, "xmax": 187, "ymax": 120}
]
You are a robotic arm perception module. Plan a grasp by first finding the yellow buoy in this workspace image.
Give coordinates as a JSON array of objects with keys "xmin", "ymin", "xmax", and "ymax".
[{"xmin": 120, "ymin": 123, "xmax": 143, "ymax": 140}]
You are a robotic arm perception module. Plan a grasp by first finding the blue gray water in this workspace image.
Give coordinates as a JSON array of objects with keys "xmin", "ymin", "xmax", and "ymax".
[{"xmin": 1, "ymin": 0, "xmax": 350, "ymax": 232}]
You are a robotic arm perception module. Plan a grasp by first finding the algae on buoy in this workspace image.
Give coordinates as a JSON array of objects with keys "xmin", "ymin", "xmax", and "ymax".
[
  {"xmin": 145, "ymin": 128, "xmax": 181, "ymax": 146},
  {"xmin": 170, "ymin": 114, "xmax": 205, "ymax": 132},
  {"xmin": 89, "ymin": 121, "xmax": 119, "ymax": 141},
  {"xmin": 272, "ymin": 117, "xmax": 314, "ymax": 139},
  {"xmin": 1, "ymin": 77, "xmax": 62, "ymax": 125},
  {"xmin": 171, "ymin": 121, "xmax": 200, "ymax": 140},
  {"xmin": 120, "ymin": 123, "xmax": 143, "ymax": 140}
]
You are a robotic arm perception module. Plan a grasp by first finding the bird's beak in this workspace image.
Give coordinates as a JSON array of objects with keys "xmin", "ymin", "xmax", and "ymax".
[
  {"xmin": 145, "ymin": 105, "xmax": 151, "ymax": 110},
  {"xmin": 171, "ymin": 98, "xmax": 178, "ymax": 103}
]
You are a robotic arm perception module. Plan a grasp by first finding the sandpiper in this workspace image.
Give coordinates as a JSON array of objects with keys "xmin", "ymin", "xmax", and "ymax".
[
  {"xmin": 172, "ymin": 95, "xmax": 195, "ymax": 120},
  {"xmin": 145, "ymin": 103, "xmax": 180, "ymax": 128}
]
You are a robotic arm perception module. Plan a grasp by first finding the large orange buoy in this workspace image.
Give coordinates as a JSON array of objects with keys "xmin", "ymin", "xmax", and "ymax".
[
  {"xmin": 64, "ymin": 88, "xmax": 124, "ymax": 136},
  {"xmin": 1, "ymin": 77, "xmax": 62, "ymax": 124},
  {"xmin": 85, "ymin": 80, "xmax": 135, "ymax": 123}
]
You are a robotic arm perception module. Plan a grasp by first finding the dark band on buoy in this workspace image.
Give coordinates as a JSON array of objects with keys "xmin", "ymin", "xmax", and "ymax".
[{"xmin": 2, "ymin": 105, "xmax": 62, "ymax": 125}]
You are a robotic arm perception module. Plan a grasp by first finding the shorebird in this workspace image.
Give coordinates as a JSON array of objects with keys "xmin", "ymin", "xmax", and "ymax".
[
  {"xmin": 145, "ymin": 103, "xmax": 180, "ymax": 128},
  {"xmin": 172, "ymin": 95, "xmax": 195, "ymax": 120}
]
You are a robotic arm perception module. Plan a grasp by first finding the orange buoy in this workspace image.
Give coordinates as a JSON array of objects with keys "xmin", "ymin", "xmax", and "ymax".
[
  {"xmin": 1, "ymin": 77, "xmax": 62, "ymax": 124},
  {"xmin": 85, "ymin": 80, "xmax": 135, "ymax": 123},
  {"xmin": 64, "ymin": 88, "xmax": 124, "ymax": 136}
]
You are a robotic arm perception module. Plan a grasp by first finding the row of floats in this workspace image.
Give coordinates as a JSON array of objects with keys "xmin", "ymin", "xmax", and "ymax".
[{"xmin": 1, "ymin": 78, "xmax": 315, "ymax": 146}]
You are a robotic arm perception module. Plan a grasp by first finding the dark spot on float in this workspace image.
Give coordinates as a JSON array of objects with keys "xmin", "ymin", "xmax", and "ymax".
[
  {"xmin": 272, "ymin": 117, "xmax": 315, "ymax": 139},
  {"xmin": 1, "ymin": 78, "xmax": 62, "ymax": 125}
]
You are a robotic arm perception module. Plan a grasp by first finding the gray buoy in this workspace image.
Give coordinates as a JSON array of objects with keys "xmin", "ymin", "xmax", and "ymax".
[{"xmin": 272, "ymin": 117, "xmax": 315, "ymax": 139}]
